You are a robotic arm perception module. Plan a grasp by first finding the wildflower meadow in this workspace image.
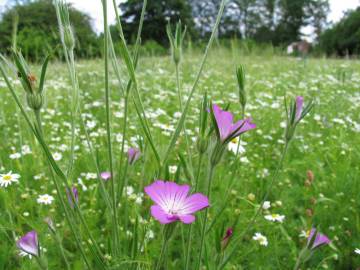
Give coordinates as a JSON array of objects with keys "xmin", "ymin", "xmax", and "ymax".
[{"xmin": 0, "ymin": 0, "xmax": 359, "ymax": 269}]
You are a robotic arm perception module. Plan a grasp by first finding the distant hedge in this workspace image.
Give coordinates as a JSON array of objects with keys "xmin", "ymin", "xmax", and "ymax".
[
  {"xmin": 319, "ymin": 7, "xmax": 360, "ymax": 56},
  {"xmin": 0, "ymin": 0, "xmax": 100, "ymax": 61}
]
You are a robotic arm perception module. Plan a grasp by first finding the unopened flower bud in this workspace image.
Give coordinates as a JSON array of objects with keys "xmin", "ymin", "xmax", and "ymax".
[
  {"xmin": 197, "ymin": 136, "xmax": 209, "ymax": 154},
  {"xmin": 221, "ymin": 228, "xmax": 233, "ymax": 251},
  {"xmin": 304, "ymin": 180, "xmax": 312, "ymax": 187},
  {"xmin": 26, "ymin": 93, "xmax": 43, "ymax": 111},
  {"xmin": 310, "ymin": 197, "xmax": 316, "ymax": 205},
  {"xmin": 307, "ymin": 170, "xmax": 314, "ymax": 182},
  {"xmin": 247, "ymin": 193, "xmax": 255, "ymax": 201},
  {"xmin": 63, "ymin": 26, "xmax": 75, "ymax": 50},
  {"xmin": 306, "ymin": 208, "xmax": 314, "ymax": 217}
]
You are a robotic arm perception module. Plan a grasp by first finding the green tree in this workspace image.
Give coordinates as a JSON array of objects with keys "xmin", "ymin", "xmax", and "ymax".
[
  {"xmin": 118, "ymin": 0, "xmax": 195, "ymax": 46},
  {"xmin": 0, "ymin": 0, "xmax": 100, "ymax": 60},
  {"xmin": 319, "ymin": 7, "xmax": 360, "ymax": 56}
]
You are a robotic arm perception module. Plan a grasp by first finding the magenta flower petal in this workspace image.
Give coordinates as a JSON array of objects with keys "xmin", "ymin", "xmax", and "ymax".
[
  {"xmin": 16, "ymin": 230, "xmax": 39, "ymax": 257},
  {"xmin": 150, "ymin": 205, "xmax": 176, "ymax": 224},
  {"xmin": 232, "ymin": 118, "xmax": 256, "ymax": 137},
  {"xmin": 179, "ymin": 214, "xmax": 195, "ymax": 224},
  {"xmin": 212, "ymin": 104, "xmax": 256, "ymax": 142},
  {"xmin": 181, "ymin": 193, "xmax": 209, "ymax": 214},
  {"xmin": 128, "ymin": 147, "xmax": 141, "ymax": 165},
  {"xmin": 145, "ymin": 180, "xmax": 209, "ymax": 224},
  {"xmin": 100, "ymin": 171, "xmax": 111, "ymax": 181},
  {"xmin": 213, "ymin": 104, "xmax": 234, "ymax": 141},
  {"xmin": 295, "ymin": 96, "xmax": 304, "ymax": 121},
  {"xmin": 308, "ymin": 228, "xmax": 330, "ymax": 249}
]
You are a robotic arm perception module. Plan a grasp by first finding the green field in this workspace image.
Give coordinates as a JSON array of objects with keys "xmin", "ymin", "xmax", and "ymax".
[{"xmin": 0, "ymin": 49, "xmax": 360, "ymax": 269}]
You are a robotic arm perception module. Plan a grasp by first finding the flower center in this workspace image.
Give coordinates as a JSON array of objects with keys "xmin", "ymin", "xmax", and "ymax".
[
  {"xmin": 3, "ymin": 175, "xmax": 12, "ymax": 181},
  {"xmin": 271, "ymin": 214, "xmax": 278, "ymax": 218}
]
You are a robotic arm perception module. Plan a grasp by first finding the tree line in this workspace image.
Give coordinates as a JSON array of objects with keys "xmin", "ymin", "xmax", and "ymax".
[{"xmin": 0, "ymin": 0, "xmax": 358, "ymax": 60}]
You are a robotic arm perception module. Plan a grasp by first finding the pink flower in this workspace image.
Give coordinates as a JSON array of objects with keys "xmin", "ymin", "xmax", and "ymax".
[
  {"xmin": 128, "ymin": 147, "xmax": 141, "ymax": 165},
  {"xmin": 16, "ymin": 230, "xmax": 39, "ymax": 257},
  {"xmin": 144, "ymin": 180, "xmax": 209, "ymax": 224},
  {"xmin": 212, "ymin": 104, "xmax": 256, "ymax": 142},
  {"xmin": 295, "ymin": 96, "xmax": 304, "ymax": 121},
  {"xmin": 307, "ymin": 228, "xmax": 330, "ymax": 249},
  {"xmin": 100, "ymin": 171, "xmax": 111, "ymax": 181}
]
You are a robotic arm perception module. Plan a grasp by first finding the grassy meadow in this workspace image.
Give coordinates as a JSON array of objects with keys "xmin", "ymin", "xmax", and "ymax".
[{"xmin": 0, "ymin": 48, "xmax": 360, "ymax": 269}]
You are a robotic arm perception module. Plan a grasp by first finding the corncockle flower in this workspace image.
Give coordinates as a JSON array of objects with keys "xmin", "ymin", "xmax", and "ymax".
[
  {"xmin": 37, "ymin": 194, "xmax": 54, "ymax": 205},
  {"xmin": 144, "ymin": 180, "xmax": 209, "ymax": 224},
  {"xmin": 295, "ymin": 96, "xmax": 304, "ymax": 121},
  {"xmin": 100, "ymin": 171, "xmax": 111, "ymax": 181},
  {"xmin": 307, "ymin": 228, "xmax": 330, "ymax": 249},
  {"xmin": 264, "ymin": 213, "xmax": 285, "ymax": 223},
  {"xmin": 16, "ymin": 231, "xmax": 39, "ymax": 257},
  {"xmin": 285, "ymin": 96, "xmax": 313, "ymax": 142},
  {"xmin": 0, "ymin": 171, "xmax": 20, "ymax": 187},
  {"xmin": 66, "ymin": 187, "xmax": 78, "ymax": 207},
  {"xmin": 221, "ymin": 227, "xmax": 233, "ymax": 250},
  {"xmin": 212, "ymin": 104, "xmax": 256, "ymax": 143},
  {"xmin": 128, "ymin": 147, "xmax": 141, "ymax": 165},
  {"xmin": 252, "ymin": 232, "xmax": 268, "ymax": 246}
]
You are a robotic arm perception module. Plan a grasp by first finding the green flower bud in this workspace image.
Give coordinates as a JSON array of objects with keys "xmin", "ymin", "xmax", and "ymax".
[{"xmin": 26, "ymin": 93, "xmax": 43, "ymax": 111}]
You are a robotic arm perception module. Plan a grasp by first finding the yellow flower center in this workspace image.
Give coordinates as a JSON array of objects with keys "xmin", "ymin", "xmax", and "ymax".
[
  {"xmin": 271, "ymin": 214, "xmax": 278, "ymax": 218},
  {"xmin": 231, "ymin": 137, "xmax": 238, "ymax": 144},
  {"xmin": 306, "ymin": 230, "xmax": 311, "ymax": 238},
  {"xmin": 3, "ymin": 175, "xmax": 12, "ymax": 181}
]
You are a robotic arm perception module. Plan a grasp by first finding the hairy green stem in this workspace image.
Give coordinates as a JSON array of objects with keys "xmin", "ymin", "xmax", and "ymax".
[
  {"xmin": 196, "ymin": 162, "xmax": 216, "ymax": 270},
  {"xmin": 185, "ymin": 153, "xmax": 204, "ymax": 269},
  {"xmin": 219, "ymin": 141, "xmax": 290, "ymax": 269},
  {"xmin": 102, "ymin": 0, "xmax": 120, "ymax": 256}
]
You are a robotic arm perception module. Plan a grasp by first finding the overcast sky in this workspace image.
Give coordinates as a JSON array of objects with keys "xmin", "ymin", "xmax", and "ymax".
[{"xmin": 0, "ymin": 0, "xmax": 359, "ymax": 35}]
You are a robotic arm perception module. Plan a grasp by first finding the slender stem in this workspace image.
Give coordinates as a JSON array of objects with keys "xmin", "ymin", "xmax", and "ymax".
[
  {"xmin": 175, "ymin": 64, "xmax": 182, "ymax": 109},
  {"xmin": 54, "ymin": 232, "xmax": 71, "ymax": 270},
  {"xmin": 162, "ymin": 0, "xmax": 227, "ymax": 165},
  {"xmin": 175, "ymin": 63, "xmax": 194, "ymax": 180},
  {"xmin": 185, "ymin": 154, "xmax": 204, "ymax": 270},
  {"xmin": 102, "ymin": 0, "xmax": 119, "ymax": 256},
  {"xmin": 155, "ymin": 233, "xmax": 169, "ymax": 270},
  {"xmin": 219, "ymin": 141, "xmax": 290, "ymax": 269},
  {"xmin": 293, "ymin": 255, "xmax": 302, "ymax": 270},
  {"xmin": 196, "ymin": 162, "xmax": 216, "ymax": 270},
  {"xmin": 33, "ymin": 105, "xmax": 90, "ymax": 269}
]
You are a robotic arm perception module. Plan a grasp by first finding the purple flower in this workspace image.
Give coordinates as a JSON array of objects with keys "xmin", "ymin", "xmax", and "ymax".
[
  {"xmin": 295, "ymin": 96, "xmax": 304, "ymax": 121},
  {"xmin": 212, "ymin": 104, "xmax": 256, "ymax": 142},
  {"xmin": 16, "ymin": 230, "xmax": 39, "ymax": 257},
  {"xmin": 128, "ymin": 147, "xmax": 141, "ymax": 165},
  {"xmin": 307, "ymin": 228, "xmax": 330, "ymax": 249},
  {"xmin": 66, "ymin": 186, "xmax": 78, "ymax": 208},
  {"xmin": 144, "ymin": 180, "xmax": 209, "ymax": 224},
  {"xmin": 100, "ymin": 171, "xmax": 111, "ymax": 181}
]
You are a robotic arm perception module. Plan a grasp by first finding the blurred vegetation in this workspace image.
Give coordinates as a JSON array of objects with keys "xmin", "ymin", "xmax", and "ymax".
[
  {"xmin": 0, "ymin": 0, "xmax": 100, "ymax": 60},
  {"xmin": 0, "ymin": 0, "xmax": 359, "ymax": 61},
  {"xmin": 319, "ymin": 7, "xmax": 360, "ymax": 56}
]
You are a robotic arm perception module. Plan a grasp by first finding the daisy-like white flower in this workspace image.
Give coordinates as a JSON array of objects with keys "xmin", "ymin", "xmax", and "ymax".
[
  {"xmin": 37, "ymin": 194, "xmax": 54, "ymax": 205},
  {"xmin": 0, "ymin": 171, "xmax": 20, "ymax": 187},
  {"xmin": 52, "ymin": 152, "xmax": 62, "ymax": 161},
  {"xmin": 253, "ymin": 232, "xmax": 268, "ymax": 246},
  {"xmin": 264, "ymin": 213, "xmax": 285, "ymax": 223},
  {"xmin": 355, "ymin": 248, "xmax": 360, "ymax": 255},
  {"xmin": 144, "ymin": 180, "xmax": 209, "ymax": 224}
]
